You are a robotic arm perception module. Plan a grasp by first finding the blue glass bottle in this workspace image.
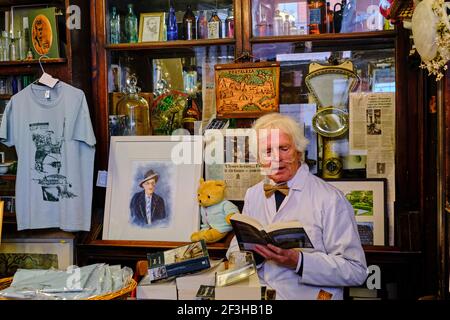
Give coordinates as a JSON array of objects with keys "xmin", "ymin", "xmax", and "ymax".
[{"xmin": 167, "ymin": 0, "xmax": 178, "ymax": 41}]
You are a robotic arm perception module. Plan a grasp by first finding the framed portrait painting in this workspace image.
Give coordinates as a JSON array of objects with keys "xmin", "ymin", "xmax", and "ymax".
[
  {"xmin": 139, "ymin": 12, "xmax": 165, "ymax": 42},
  {"xmin": 103, "ymin": 136, "xmax": 202, "ymax": 241},
  {"xmin": 326, "ymin": 179, "xmax": 387, "ymax": 246}
]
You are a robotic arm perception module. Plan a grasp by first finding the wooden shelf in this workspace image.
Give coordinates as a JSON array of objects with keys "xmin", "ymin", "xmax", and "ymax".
[
  {"xmin": 105, "ymin": 39, "xmax": 236, "ymax": 51},
  {"xmin": 0, "ymin": 94, "xmax": 12, "ymax": 100},
  {"xmin": 0, "ymin": 174, "xmax": 15, "ymax": 181},
  {"xmin": 251, "ymin": 30, "xmax": 397, "ymax": 44},
  {"xmin": 0, "ymin": 58, "xmax": 67, "ymax": 67}
]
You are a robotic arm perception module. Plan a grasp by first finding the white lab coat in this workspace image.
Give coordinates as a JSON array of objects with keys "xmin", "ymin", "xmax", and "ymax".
[{"xmin": 227, "ymin": 164, "xmax": 367, "ymax": 300}]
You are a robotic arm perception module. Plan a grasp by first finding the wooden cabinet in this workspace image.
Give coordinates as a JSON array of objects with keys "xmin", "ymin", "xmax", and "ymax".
[{"xmin": 83, "ymin": 0, "xmax": 436, "ymax": 299}]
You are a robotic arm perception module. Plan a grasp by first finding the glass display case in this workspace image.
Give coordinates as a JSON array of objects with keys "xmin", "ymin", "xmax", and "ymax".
[{"xmin": 85, "ymin": 0, "xmax": 432, "ymax": 299}]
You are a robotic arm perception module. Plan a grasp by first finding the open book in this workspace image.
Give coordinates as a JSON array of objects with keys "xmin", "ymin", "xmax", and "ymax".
[{"xmin": 230, "ymin": 214, "xmax": 313, "ymax": 254}]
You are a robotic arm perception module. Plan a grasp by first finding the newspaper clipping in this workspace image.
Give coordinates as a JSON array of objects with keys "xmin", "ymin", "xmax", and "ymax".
[{"xmin": 349, "ymin": 92, "xmax": 395, "ymax": 245}]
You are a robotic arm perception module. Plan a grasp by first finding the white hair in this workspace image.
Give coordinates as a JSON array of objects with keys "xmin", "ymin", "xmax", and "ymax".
[{"xmin": 253, "ymin": 113, "xmax": 309, "ymax": 154}]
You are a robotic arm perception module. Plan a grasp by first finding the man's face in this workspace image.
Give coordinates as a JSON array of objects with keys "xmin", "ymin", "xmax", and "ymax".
[
  {"xmin": 258, "ymin": 130, "xmax": 301, "ymax": 183},
  {"xmin": 142, "ymin": 179, "xmax": 156, "ymax": 196}
]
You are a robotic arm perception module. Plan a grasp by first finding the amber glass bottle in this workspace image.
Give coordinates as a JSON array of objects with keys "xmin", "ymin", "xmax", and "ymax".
[
  {"xmin": 117, "ymin": 75, "xmax": 150, "ymax": 136},
  {"xmin": 307, "ymin": 0, "xmax": 326, "ymax": 34}
]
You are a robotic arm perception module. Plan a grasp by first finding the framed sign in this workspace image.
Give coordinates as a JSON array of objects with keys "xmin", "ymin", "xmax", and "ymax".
[
  {"xmin": 215, "ymin": 61, "xmax": 280, "ymax": 118},
  {"xmin": 326, "ymin": 179, "xmax": 387, "ymax": 246},
  {"xmin": 103, "ymin": 136, "xmax": 202, "ymax": 241}
]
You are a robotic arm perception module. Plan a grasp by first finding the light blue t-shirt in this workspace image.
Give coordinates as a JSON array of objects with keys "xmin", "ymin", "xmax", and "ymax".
[{"xmin": 0, "ymin": 82, "xmax": 96, "ymax": 231}]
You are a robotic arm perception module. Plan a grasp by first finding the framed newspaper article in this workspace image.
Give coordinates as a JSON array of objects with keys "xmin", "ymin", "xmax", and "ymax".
[
  {"xmin": 215, "ymin": 61, "xmax": 280, "ymax": 118},
  {"xmin": 326, "ymin": 179, "xmax": 387, "ymax": 246}
]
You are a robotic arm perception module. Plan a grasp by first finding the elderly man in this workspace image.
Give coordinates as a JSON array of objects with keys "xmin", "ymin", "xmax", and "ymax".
[
  {"xmin": 130, "ymin": 169, "xmax": 166, "ymax": 227},
  {"xmin": 226, "ymin": 113, "xmax": 367, "ymax": 300}
]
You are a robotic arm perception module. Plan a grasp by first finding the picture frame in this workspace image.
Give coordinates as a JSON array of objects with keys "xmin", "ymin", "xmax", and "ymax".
[
  {"xmin": 28, "ymin": 7, "xmax": 60, "ymax": 58},
  {"xmin": 0, "ymin": 238, "xmax": 74, "ymax": 277},
  {"xmin": 139, "ymin": 12, "xmax": 165, "ymax": 42},
  {"xmin": 103, "ymin": 136, "xmax": 203, "ymax": 242},
  {"xmin": 215, "ymin": 61, "xmax": 280, "ymax": 118},
  {"xmin": 326, "ymin": 179, "xmax": 387, "ymax": 246}
]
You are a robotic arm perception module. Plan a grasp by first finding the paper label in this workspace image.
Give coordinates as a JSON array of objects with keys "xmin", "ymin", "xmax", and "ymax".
[
  {"xmin": 39, "ymin": 72, "xmax": 59, "ymax": 88},
  {"xmin": 96, "ymin": 170, "xmax": 108, "ymax": 187}
]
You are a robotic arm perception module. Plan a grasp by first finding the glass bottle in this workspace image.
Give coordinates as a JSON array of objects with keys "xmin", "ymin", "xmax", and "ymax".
[
  {"xmin": 283, "ymin": 15, "xmax": 290, "ymax": 35},
  {"xmin": 197, "ymin": 10, "xmax": 208, "ymax": 39},
  {"xmin": 16, "ymin": 31, "xmax": 24, "ymax": 60},
  {"xmin": 124, "ymin": 4, "xmax": 138, "ymax": 43},
  {"xmin": 207, "ymin": 11, "xmax": 221, "ymax": 39},
  {"xmin": 116, "ymin": 75, "xmax": 151, "ymax": 136},
  {"xmin": 182, "ymin": 94, "xmax": 201, "ymax": 135},
  {"xmin": 2, "ymin": 31, "xmax": 10, "ymax": 61},
  {"xmin": 110, "ymin": 6, "xmax": 121, "ymax": 44},
  {"xmin": 9, "ymin": 34, "xmax": 18, "ymax": 61},
  {"xmin": 225, "ymin": 9, "xmax": 234, "ymax": 38},
  {"xmin": 289, "ymin": 21, "xmax": 298, "ymax": 35},
  {"xmin": 324, "ymin": 2, "xmax": 334, "ymax": 33},
  {"xmin": 333, "ymin": 0, "xmax": 346, "ymax": 33},
  {"xmin": 307, "ymin": 0, "xmax": 325, "ymax": 34},
  {"xmin": 257, "ymin": 14, "xmax": 268, "ymax": 37},
  {"xmin": 183, "ymin": 4, "xmax": 196, "ymax": 40},
  {"xmin": 167, "ymin": 0, "xmax": 178, "ymax": 41},
  {"xmin": 273, "ymin": 10, "xmax": 283, "ymax": 36},
  {"xmin": 22, "ymin": 17, "xmax": 30, "ymax": 59}
]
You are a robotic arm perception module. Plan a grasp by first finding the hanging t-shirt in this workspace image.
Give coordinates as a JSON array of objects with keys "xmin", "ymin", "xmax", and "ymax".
[{"xmin": 0, "ymin": 82, "xmax": 96, "ymax": 231}]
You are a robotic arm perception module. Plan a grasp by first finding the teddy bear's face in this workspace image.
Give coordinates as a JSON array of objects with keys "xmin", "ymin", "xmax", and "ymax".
[{"xmin": 197, "ymin": 180, "xmax": 225, "ymax": 207}]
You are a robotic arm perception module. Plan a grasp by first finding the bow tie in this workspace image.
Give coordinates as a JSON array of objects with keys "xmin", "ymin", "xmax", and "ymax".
[{"xmin": 263, "ymin": 183, "xmax": 289, "ymax": 198}]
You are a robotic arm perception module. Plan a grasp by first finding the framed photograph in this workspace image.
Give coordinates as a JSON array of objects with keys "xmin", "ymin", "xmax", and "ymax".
[
  {"xmin": 0, "ymin": 238, "xmax": 74, "ymax": 277},
  {"xmin": 326, "ymin": 179, "xmax": 387, "ymax": 246},
  {"xmin": 139, "ymin": 12, "xmax": 165, "ymax": 42},
  {"xmin": 103, "ymin": 136, "xmax": 203, "ymax": 241},
  {"xmin": 28, "ymin": 7, "xmax": 60, "ymax": 58},
  {"xmin": 215, "ymin": 61, "xmax": 280, "ymax": 118}
]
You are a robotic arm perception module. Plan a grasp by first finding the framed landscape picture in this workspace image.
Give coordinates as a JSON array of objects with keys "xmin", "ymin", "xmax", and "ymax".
[
  {"xmin": 215, "ymin": 61, "xmax": 280, "ymax": 118},
  {"xmin": 103, "ymin": 136, "xmax": 202, "ymax": 242},
  {"xmin": 327, "ymin": 179, "xmax": 387, "ymax": 246}
]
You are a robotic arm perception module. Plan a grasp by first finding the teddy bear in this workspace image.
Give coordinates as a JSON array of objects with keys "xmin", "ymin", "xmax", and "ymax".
[{"xmin": 191, "ymin": 178, "xmax": 239, "ymax": 243}]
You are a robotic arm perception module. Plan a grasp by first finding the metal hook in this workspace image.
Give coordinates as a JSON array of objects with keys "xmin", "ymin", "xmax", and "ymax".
[{"xmin": 38, "ymin": 54, "xmax": 50, "ymax": 75}]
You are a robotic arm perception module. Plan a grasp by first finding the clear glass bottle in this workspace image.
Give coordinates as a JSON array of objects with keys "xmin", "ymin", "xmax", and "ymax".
[
  {"xmin": 167, "ymin": 0, "xmax": 178, "ymax": 41},
  {"xmin": 9, "ymin": 34, "xmax": 18, "ymax": 61},
  {"xmin": 257, "ymin": 14, "xmax": 268, "ymax": 36},
  {"xmin": 22, "ymin": 17, "xmax": 30, "ymax": 59},
  {"xmin": 207, "ymin": 11, "xmax": 221, "ymax": 39},
  {"xmin": 110, "ymin": 6, "xmax": 121, "ymax": 44},
  {"xmin": 273, "ymin": 10, "xmax": 283, "ymax": 36},
  {"xmin": 289, "ymin": 21, "xmax": 298, "ymax": 35},
  {"xmin": 2, "ymin": 31, "xmax": 10, "ymax": 61},
  {"xmin": 197, "ymin": 10, "xmax": 208, "ymax": 39},
  {"xmin": 283, "ymin": 15, "xmax": 290, "ymax": 35},
  {"xmin": 124, "ymin": 4, "xmax": 138, "ymax": 43},
  {"xmin": 116, "ymin": 75, "xmax": 151, "ymax": 136},
  {"xmin": 183, "ymin": 4, "xmax": 196, "ymax": 40},
  {"xmin": 16, "ymin": 31, "xmax": 24, "ymax": 60}
]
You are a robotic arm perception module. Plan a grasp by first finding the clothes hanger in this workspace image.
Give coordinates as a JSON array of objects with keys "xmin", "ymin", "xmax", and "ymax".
[{"xmin": 32, "ymin": 54, "xmax": 59, "ymax": 88}]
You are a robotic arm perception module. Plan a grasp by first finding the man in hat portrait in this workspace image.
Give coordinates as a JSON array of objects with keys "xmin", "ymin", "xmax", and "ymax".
[{"xmin": 130, "ymin": 169, "xmax": 167, "ymax": 227}]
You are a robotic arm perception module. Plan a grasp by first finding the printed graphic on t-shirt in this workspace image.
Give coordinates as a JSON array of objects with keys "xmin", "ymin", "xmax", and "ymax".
[{"xmin": 30, "ymin": 121, "xmax": 77, "ymax": 202}]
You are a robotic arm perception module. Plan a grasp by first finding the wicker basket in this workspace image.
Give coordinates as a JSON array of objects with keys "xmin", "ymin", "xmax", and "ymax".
[{"xmin": 0, "ymin": 276, "xmax": 137, "ymax": 300}]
